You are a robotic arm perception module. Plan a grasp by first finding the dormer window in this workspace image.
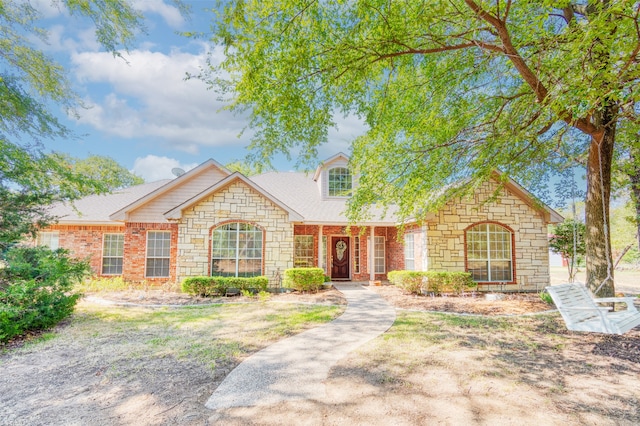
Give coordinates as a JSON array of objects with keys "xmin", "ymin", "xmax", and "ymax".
[{"xmin": 328, "ymin": 167, "xmax": 352, "ymax": 197}]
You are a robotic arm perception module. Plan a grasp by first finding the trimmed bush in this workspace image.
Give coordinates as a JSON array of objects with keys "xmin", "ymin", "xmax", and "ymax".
[
  {"xmin": 181, "ymin": 276, "xmax": 269, "ymax": 297},
  {"xmin": 0, "ymin": 247, "xmax": 90, "ymax": 342},
  {"xmin": 388, "ymin": 270, "xmax": 477, "ymax": 295},
  {"xmin": 283, "ymin": 268, "xmax": 325, "ymax": 293},
  {"xmin": 388, "ymin": 271, "xmax": 426, "ymax": 295}
]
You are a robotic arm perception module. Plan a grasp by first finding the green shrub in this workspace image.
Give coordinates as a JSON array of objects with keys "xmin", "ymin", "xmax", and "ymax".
[
  {"xmin": 283, "ymin": 268, "xmax": 325, "ymax": 292},
  {"xmin": 539, "ymin": 290, "xmax": 553, "ymax": 305},
  {"xmin": 388, "ymin": 271, "xmax": 425, "ymax": 295},
  {"xmin": 181, "ymin": 276, "xmax": 269, "ymax": 297},
  {"xmin": 0, "ymin": 247, "xmax": 90, "ymax": 342},
  {"xmin": 388, "ymin": 270, "xmax": 477, "ymax": 295}
]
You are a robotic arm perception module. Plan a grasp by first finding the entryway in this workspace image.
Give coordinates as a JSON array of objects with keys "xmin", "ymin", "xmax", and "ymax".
[{"xmin": 331, "ymin": 236, "xmax": 350, "ymax": 280}]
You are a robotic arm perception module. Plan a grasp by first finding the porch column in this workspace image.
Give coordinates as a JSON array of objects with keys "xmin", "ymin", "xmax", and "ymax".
[
  {"xmin": 369, "ymin": 226, "xmax": 375, "ymax": 281},
  {"xmin": 318, "ymin": 225, "xmax": 324, "ymax": 273}
]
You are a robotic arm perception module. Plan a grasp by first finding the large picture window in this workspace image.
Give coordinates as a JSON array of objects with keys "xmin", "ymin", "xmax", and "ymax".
[
  {"xmin": 146, "ymin": 231, "xmax": 171, "ymax": 278},
  {"xmin": 294, "ymin": 235, "xmax": 314, "ymax": 267},
  {"xmin": 211, "ymin": 222, "xmax": 263, "ymax": 277},
  {"xmin": 328, "ymin": 167, "xmax": 352, "ymax": 197},
  {"xmin": 102, "ymin": 234, "xmax": 124, "ymax": 275},
  {"xmin": 466, "ymin": 223, "xmax": 513, "ymax": 282}
]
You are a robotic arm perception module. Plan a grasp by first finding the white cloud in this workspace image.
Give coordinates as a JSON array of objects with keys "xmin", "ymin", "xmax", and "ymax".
[
  {"xmin": 30, "ymin": 0, "xmax": 64, "ymax": 18},
  {"xmin": 132, "ymin": 0, "xmax": 185, "ymax": 28},
  {"xmin": 69, "ymin": 46, "xmax": 250, "ymax": 153},
  {"xmin": 132, "ymin": 155, "xmax": 198, "ymax": 181}
]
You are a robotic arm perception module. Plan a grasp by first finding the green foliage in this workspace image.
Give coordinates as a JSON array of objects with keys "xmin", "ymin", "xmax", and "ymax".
[
  {"xmin": 224, "ymin": 160, "xmax": 269, "ymax": 176},
  {"xmin": 0, "ymin": 246, "xmax": 90, "ymax": 342},
  {"xmin": 283, "ymin": 268, "xmax": 325, "ymax": 293},
  {"xmin": 539, "ymin": 291, "xmax": 554, "ymax": 305},
  {"xmin": 0, "ymin": 1, "xmax": 175, "ymax": 249},
  {"xmin": 50, "ymin": 154, "xmax": 145, "ymax": 189},
  {"xmin": 549, "ymin": 219, "xmax": 586, "ymax": 281},
  {"xmin": 181, "ymin": 276, "xmax": 269, "ymax": 297},
  {"xmin": 388, "ymin": 271, "xmax": 477, "ymax": 296},
  {"xmin": 200, "ymin": 0, "xmax": 640, "ymax": 294}
]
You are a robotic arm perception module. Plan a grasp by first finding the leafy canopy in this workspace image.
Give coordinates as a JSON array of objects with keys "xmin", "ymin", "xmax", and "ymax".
[
  {"xmin": 201, "ymin": 0, "xmax": 639, "ymax": 223},
  {"xmin": 0, "ymin": 1, "xmax": 176, "ymax": 247}
]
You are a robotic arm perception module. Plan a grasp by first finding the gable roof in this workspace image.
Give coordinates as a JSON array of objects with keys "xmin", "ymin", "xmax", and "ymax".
[
  {"xmin": 313, "ymin": 152, "xmax": 350, "ymax": 181},
  {"xmin": 48, "ymin": 180, "xmax": 171, "ymax": 225},
  {"xmin": 109, "ymin": 159, "xmax": 230, "ymax": 221},
  {"xmin": 164, "ymin": 172, "xmax": 304, "ymax": 222},
  {"xmin": 495, "ymin": 172, "xmax": 563, "ymax": 224},
  {"xmin": 252, "ymin": 171, "xmax": 397, "ymax": 225}
]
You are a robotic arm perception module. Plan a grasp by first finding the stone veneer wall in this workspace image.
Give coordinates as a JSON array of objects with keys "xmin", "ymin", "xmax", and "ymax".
[
  {"xmin": 427, "ymin": 180, "xmax": 550, "ymax": 292},
  {"xmin": 176, "ymin": 180, "xmax": 294, "ymax": 286}
]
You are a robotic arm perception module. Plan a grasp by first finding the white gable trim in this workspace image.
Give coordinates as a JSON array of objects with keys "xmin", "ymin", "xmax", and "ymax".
[
  {"xmin": 109, "ymin": 159, "xmax": 230, "ymax": 221},
  {"xmin": 164, "ymin": 172, "xmax": 304, "ymax": 222},
  {"xmin": 313, "ymin": 152, "xmax": 350, "ymax": 181}
]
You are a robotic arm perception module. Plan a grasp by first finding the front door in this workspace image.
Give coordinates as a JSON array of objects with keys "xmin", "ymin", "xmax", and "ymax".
[{"xmin": 331, "ymin": 236, "xmax": 350, "ymax": 280}]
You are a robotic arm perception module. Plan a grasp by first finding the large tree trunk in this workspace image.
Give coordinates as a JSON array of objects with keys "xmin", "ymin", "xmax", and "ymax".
[{"xmin": 585, "ymin": 109, "xmax": 616, "ymax": 297}]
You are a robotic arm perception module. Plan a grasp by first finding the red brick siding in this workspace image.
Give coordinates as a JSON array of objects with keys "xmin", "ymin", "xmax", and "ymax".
[
  {"xmin": 124, "ymin": 222, "xmax": 178, "ymax": 284},
  {"xmin": 44, "ymin": 224, "xmax": 125, "ymax": 275},
  {"xmin": 292, "ymin": 225, "xmax": 402, "ymax": 281}
]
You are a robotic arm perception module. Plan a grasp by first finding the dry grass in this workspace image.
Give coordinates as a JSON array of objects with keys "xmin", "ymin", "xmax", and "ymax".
[{"xmin": 2, "ymin": 285, "xmax": 640, "ymax": 425}]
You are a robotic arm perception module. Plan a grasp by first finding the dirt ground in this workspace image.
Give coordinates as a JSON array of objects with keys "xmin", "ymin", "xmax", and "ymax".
[{"xmin": 2, "ymin": 285, "xmax": 639, "ymax": 425}]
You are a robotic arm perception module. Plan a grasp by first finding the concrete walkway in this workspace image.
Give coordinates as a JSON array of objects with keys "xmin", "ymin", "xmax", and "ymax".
[{"xmin": 205, "ymin": 284, "xmax": 396, "ymax": 410}]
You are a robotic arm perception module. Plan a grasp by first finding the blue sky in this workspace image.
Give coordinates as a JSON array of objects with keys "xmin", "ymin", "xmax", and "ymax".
[{"xmin": 33, "ymin": 0, "xmax": 363, "ymax": 181}]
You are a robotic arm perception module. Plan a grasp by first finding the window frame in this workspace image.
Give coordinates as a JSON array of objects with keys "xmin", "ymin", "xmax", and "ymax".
[
  {"xmin": 404, "ymin": 233, "xmax": 415, "ymax": 271},
  {"xmin": 102, "ymin": 233, "xmax": 124, "ymax": 275},
  {"xmin": 368, "ymin": 236, "xmax": 385, "ymax": 274},
  {"xmin": 211, "ymin": 222, "xmax": 263, "ymax": 277},
  {"xmin": 37, "ymin": 232, "xmax": 59, "ymax": 250},
  {"xmin": 327, "ymin": 167, "xmax": 352, "ymax": 197},
  {"xmin": 294, "ymin": 235, "xmax": 315, "ymax": 268},
  {"xmin": 321, "ymin": 235, "xmax": 328, "ymax": 273},
  {"xmin": 145, "ymin": 231, "xmax": 171, "ymax": 278},
  {"xmin": 465, "ymin": 222, "xmax": 514, "ymax": 283},
  {"xmin": 353, "ymin": 236, "xmax": 360, "ymax": 274}
]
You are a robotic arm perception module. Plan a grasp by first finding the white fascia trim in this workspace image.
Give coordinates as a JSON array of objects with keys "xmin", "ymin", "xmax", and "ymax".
[{"xmin": 109, "ymin": 159, "xmax": 230, "ymax": 221}]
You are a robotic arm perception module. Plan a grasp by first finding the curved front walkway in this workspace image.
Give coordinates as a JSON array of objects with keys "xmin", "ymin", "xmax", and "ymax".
[{"xmin": 205, "ymin": 284, "xmax": 396, "ymax": 410}]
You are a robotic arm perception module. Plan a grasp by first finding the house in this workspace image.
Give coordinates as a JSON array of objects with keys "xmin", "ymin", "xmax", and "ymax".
[{"xmin": 37, "ymin": 153, "xmax": 562, "ymax": 292}]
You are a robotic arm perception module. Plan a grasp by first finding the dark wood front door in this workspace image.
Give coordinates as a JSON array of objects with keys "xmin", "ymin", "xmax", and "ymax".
[{"xmin": 331, "ymin": 236, "xmax": 350, "ymax": 280}]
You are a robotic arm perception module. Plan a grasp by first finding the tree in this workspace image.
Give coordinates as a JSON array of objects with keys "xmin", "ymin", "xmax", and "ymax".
[
  {"xmin": 550, "ymin": 219, "xmax": 586, "ymax": 282},
  {"xmin": 225, "ymin": 160, "xmax": 267, "ymax": 176},
  {"xmin": 199, "ymin": 0, "xmax": 640, "ymax": 296},
  {"xmin": 0, "ymin": 1, "xmax": 179, "ymax": 247},
  {"xmin": 51, "ymin": 154, "xmax": 144, "ymax": 189}
]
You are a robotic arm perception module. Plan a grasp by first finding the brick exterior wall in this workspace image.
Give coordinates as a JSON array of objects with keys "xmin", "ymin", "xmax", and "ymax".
[
  {"xmin": 292, "ymin": 224, "xmax": 403, "ymax": 281},
  {"xmin": 425, "ymin": 180, "xmax": 550, "ymax": 292},
  {"xmin": 176, "ymin": 180, "xmax": 294, "ymax": 286},
  {"xmin": 123, "ymin": 222, "xmax": 178, "ymax": 284},
  {"xmin": 40, "ymin": 178, "xmax": 550, "ymax": 291},
  {"xmin": 42, "ymin": 224, "xmax": 125, "ymax": 275}
]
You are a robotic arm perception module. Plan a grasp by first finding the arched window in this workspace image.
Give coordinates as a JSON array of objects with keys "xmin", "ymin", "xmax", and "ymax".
[
  {"xmin": 466, "ymin": 223, "xmax": 513, "ymax": 282},
  {"xmin": 328, "ymin": 167, "xmax": 352, "ymax": 197},
  {"xmin": 211, "ymin": 222, "xmax": 263, "ymax": 277}
]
